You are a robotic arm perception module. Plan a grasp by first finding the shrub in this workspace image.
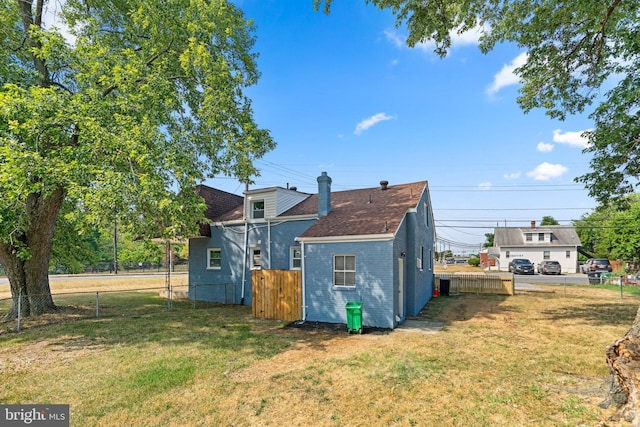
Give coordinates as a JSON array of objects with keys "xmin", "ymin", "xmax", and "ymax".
[{"xmin": 468, "ymin": 257, "xmax": 480, "ymax": 267}]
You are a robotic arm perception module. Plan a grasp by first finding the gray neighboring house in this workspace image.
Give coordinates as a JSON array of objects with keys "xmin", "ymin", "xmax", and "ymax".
[
  {"xmin": 493, "ymin": 221, "xmax": 582, "ymax": 273},
  {"xmin": 189, "ymin": 172, "xmax": 436, "ymax": 329}
]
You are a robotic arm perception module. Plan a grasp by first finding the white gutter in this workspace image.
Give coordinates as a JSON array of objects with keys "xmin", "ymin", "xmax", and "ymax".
[
  {"xmin": 240, "ymin": 221, "xmax": 248, "ymax": 305},
  {"xmin": 267, "ymin": 219, "xmax": 271, "ymax": 269},
  {"xmin": 301, "ymin": 240, "xmax": 307, "ymax": 321},
  {"xmin": 297, "ymin": 233, "xmax": 394, "ymax": 243}
]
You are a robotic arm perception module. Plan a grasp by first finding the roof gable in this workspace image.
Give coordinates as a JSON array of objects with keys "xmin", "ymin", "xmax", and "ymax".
[{"xmin": 494, "ymin": 225, "xmax": 581, "ymax": 247}]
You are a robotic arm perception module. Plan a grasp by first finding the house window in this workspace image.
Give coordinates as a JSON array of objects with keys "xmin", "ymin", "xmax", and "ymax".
[
  {"xmin": 543, "ymin": 251, "xmax": 550, "ymax": 260},
  {"xmin": 429, "ymin": 249, "xmax": 433, "ymax": 270},
  {"xmin": 424, "ymin": 202, "xmax": 429, "ymax": 227},
  {"xmin": 251, "ymin": 247, "xmax": 261, "ymax": 269},
  {"xmin": 252, "ymin": 200, "xmax": 265, "ymax": 219},
  {"xmin": 417, "ymin": 246, "xmax": 424, "ymax": 270},
  {"xmin": 526, "ymin": 233, "xmax": 532, "ymax": 241},
  {"xmin": 334, "ymin": 254, "xmax": 356, "ymax": 287},
  {"xmin": 506, "ymin": 251, "xmax": 510, "ymax": 258},
  {"xmin": 566, "ymin": 250, "xmax": 571, "ymax": 259},
  {"xmin": 538, "ymin": 233, "xmax": 544, "ymax": 242},
  {"xmin": 207, "ymin": 248, "xmax": 221, "ymax": 270},
  {"xmin": 290, "ymin": 247, "xmax": 302, "ymax": 270}
]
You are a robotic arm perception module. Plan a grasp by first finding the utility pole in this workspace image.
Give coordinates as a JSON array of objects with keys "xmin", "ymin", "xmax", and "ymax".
[{"xmin": 113, "ymin": 218, "xmax": 118, "ymax": 274}]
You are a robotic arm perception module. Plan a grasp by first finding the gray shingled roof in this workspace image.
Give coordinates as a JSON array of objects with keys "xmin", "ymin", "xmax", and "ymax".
[{"xmin": 494, "ymin": 225, "xmax": 581, "ymax": 247}]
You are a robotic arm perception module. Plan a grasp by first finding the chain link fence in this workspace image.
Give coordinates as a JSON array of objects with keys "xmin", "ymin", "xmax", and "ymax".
[{"xmin": 0, "ymin": 283, "xmax": 237, "ymax": 333}]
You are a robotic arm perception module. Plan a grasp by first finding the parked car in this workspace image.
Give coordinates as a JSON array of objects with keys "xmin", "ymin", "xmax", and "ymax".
[
  {"xmin": 538, "ymin": 260, "xmax": 561, "ymax": 275},
  {"xmin": 580, "ymin": 258, "xmax": 613, "ymax": 274},
  {"xmin": 508, "ymin": 258, "xmax": 535, "ymax": 275}
]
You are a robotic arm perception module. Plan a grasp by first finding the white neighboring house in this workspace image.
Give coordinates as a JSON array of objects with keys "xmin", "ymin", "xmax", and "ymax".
[{"xmin": 494, "ymin": 221, "xmax": 582, "ymax": 273}]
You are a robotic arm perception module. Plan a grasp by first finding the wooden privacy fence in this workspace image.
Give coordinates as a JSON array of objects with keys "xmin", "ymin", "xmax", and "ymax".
[
  {"xmin": 435, "ymin": 273, "xmax": 514, "ymax": 296},
  {"xmin": 252, "ymin": 269, "xmax": 302, "ymax": 321}
]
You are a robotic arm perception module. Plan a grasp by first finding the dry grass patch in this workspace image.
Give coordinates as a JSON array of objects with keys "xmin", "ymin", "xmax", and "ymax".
[{"xmin": 1, "ymin": 283, "xmax": 637, "ymax": 426}]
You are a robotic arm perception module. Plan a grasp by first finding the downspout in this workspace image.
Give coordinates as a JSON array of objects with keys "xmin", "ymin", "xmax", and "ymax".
[
  {"xmin": 241, "ymin": 221, "xmax": 248, "ymax": 305},
  {"xmin": 267, "ymin": 219, "xmax": 271, "ymax": 269},
  {"xmin": 301, "ymin": 240, "xmax": 307, "ymax": 321}
]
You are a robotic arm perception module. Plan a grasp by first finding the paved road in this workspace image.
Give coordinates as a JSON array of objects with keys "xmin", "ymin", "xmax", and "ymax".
[
  {"xmin": 0, "ymin": 272, "xmax": 186, "ymax": 286},
  {"xmin": 514, "ymin": 273, "xmax": 588, "ymax": 286}
]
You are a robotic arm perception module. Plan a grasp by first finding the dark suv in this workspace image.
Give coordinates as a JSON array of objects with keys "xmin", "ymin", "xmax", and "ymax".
[
  {"xmin": 580, "ymin": 258, "xmax": 613, "ymax": 274},
  {"xmin": 508, "ymin": 258, "xmax": 535, "ymax": 275}
]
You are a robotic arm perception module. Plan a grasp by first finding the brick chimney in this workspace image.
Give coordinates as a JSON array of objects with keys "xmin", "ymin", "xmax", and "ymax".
[
  {"xmin": 317, "ymin": 172, "xmax": 332, "ymax": 218},
  {"xmin": 531, "ymin": 220, "xmax": 536, "ymax": 228}
]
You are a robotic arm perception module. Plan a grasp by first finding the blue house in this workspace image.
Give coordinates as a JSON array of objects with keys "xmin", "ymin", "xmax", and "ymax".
[{"xmin": 189, "ymin": 172, "xmax": 435, "ymax": 329}]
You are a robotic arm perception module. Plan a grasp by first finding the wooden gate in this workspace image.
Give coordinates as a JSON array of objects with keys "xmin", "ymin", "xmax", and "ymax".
[{"xmin": 252, "ymin": 270, "xmax": 302, "ymax": 321}]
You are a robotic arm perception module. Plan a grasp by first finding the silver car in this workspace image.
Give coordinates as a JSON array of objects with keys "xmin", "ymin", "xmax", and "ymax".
[{"xmin": 538, "ymin": 260, "xmax": 561, "ymax": 275}]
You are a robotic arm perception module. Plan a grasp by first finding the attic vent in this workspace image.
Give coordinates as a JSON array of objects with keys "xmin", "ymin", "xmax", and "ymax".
[
  {"xmin": 380, "ymin": 180, "xmax": 389, "ymax": 190},
  {"xmin": 290, "ymin": 186, "xmax": 297, "ymax": 191}
]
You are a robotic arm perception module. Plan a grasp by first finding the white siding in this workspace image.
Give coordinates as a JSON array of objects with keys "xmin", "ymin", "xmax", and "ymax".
[
  {"xmin": 498, "ymin": 246, "xmax": 579, "ymax": 273},
  {"xmin": 245, "ymin": 188, "xmax": 309, "ymax": 220}
]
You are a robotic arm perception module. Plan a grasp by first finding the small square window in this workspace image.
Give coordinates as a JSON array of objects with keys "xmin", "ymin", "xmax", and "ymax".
[
  {"xmin": 526, "ymin": 233, "xmax": 532, "ymax": 242},
  {"xmin": 538, "ymin": 233, "xmax": 544, "ymax": 241},
  {"xmin": 290, "ymin": 247, "xmax": 302, "ymax": 270},
  {"xmin": 506, "ymin": 251, "xmax": 510, "ymax": 258},
  {"xmin": 252, "ymin": 200, "xmax": 265, "ymax": 219},
  {"xmin": 207, "ymin": 248, "xmax": 221, "ymax": 269},
  {"xmin": 566, "ymin": 250, "xmax": 571, "ymax": 258},
  {"xmin": 334, "ymin": 255, "xmax": 356, "ymax": 287},
  {"xmin": 251, "ymin": 247, "xmax": 261, "ymax": 269},
  {"xmin": 543, "ymin": 251, "xmax": 550, "ymax": 260}
]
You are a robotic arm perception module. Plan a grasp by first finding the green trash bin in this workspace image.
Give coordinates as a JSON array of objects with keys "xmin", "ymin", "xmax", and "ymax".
[{"xmin": 345, "ymin": 301, "xmax": 363, "ymax": 334}]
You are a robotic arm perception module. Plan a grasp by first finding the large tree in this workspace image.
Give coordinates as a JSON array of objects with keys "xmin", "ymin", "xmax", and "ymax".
[
  {"xmin": 0, "ymin": 0, "xmax": 274, "ymax": 318},
  {"xmin": 315, "ymin": 0, "xmax": 640, "ymax": 421}
]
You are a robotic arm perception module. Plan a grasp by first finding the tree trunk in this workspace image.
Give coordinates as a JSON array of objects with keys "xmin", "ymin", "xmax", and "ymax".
[
  {"xmin": 602, "ymin": 305, "xmax": 640, "ymax": 424},
  {"xmin": 0, "ymin": 186, "xmax": 65, "ymax": 319}
]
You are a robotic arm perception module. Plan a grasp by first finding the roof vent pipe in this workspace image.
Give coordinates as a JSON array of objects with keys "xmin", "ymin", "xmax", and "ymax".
[{"xmin": 380, "ymin": 180, "xmax": 388, "ymax": 190}]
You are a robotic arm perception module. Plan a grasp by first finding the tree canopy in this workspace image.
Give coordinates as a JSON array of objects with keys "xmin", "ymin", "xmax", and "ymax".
[
  {"xmin": 316, "ymin": 0, "xmax": 640, "ymax": 205},
  {"xmin": 574, "ymin": 194, "xmax": 640, "ymax": 261},
  {"xmin": 540, "ymin": 216, "xmax": 559, "ymax": 226},
  {"xmin": 0, "ymin": 0, "xmax": 274, "ymax": 316}
]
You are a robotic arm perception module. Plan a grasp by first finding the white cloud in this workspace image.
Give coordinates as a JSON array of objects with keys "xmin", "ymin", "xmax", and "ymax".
[
  {"xmin": 385, "ymin": 25, "xmax": 484, "ymax": 54},
  {"xmin": 537, "ymin": 142, "xmax": 554, "ymax": 152},
  {"xmin": 478, "ymin": 182, "xmax": 492, "ymax": 190},
  {"xmin": 42, "ymin": 1, "xmax": 76, "ymax": 45},
  {"xmin": 384, "ymin": 29, "xmax": 405, "ymax": 49},
  {"xmin": 354, "ymin": 113, "xmax": 395, "ymax": 136},
  {"xmin": 526, "ymin": 162, "xmax": 568, "ymax": 181},
  {"xmin": 504, "ymin": 172, "xmax": 521, "ymax": 180},
  {"xmin": 552, "ymin": 129, "xmax": 590, "ymax": 149},
  {"xmin": 390, "ymin": 59, "xmax": 399, "ymax": 67},
  {"xmin": 486, "ymin": 52, "xmax": 528, "ymax": 96}
]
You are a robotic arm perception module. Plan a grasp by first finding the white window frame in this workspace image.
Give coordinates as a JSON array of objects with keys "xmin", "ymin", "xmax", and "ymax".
[
  {"xmin": 543, "ymin": 250, "xmax": 550, "ymax": 260},
  {"xmin": 505, "ymin": 250, "xmax": 510, "ymax": 258},
  {"xmin": 333, "ymin": 254, "xmax": 356, "ymax": 288},
  {"xmin": 538, "ymin": 233, "xmax": 545, "ymax": 242},
  {"xmin": 566, "ymin": 250, "xmax": 571, "ymax": 259},
  {"xmin": 417, "ymin": 246, "xmax": 424, "ymax": 271},
  {"xmin": 525, "ymin": 233, "xmax": 532, "ymax": 241},
  {"xmin": 252, "ymin": 200, "xmax": 265, "ymax": 219},
  {"xmin": 290, "ymin": 247, "xmax": 302, "ymax": 270},
  {"xmin": 207, "ymin": 248, "xmax": 222, "ymax": 270},
  {"xmin": 251, "ymin": 247, "xmax": 262, "ymax": 270}
]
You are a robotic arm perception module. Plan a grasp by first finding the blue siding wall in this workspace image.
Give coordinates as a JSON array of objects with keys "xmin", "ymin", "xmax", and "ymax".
[
  {"xmin": 303, "ymin": 240, "xmax": 395, "ymax": 329},
  {"xmin": 405, "ymin": 191, "xmax": 435, "ymax": 316},
  {"xmin": 189, "ymin": 219, "xmax": 315, "ymax": 305}
]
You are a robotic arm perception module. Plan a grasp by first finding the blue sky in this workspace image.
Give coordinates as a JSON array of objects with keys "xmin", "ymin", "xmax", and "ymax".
[
  {"xmin": 45, "ymin": 0, "xmax": 597, "ymax": 254},
  {"xmin": 216, "ymin": 1, "xmax": 596, "ymax": 253}
]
